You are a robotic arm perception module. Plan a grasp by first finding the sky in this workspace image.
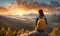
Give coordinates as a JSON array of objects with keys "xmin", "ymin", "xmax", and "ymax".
[
  {"xmin": 0, "ymin": 0, "xmax": 60, "ymax": 8},
  {"xmin": 0, "ymin": 0, "xmax": 14, "ymax": 8},
  {"xmin": 0, "ymin": 0, "xmax": 60, "ymax": 15}
]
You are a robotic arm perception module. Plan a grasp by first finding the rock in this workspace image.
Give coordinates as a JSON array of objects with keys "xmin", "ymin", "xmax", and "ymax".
[{"xmin": 20, "ymin": 30, "xmax": 48, "ymax": 36}]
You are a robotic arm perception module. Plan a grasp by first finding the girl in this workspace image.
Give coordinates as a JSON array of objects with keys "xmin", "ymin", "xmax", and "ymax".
[{"xmin": 36, "ymin": 9, "xmax": 47, "ymax": 32}]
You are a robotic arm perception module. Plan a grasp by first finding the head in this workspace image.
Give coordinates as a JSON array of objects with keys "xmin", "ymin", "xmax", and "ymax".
[{"xmin": 38, "ymin": 9, "xmax": 44, "ymax": 16}]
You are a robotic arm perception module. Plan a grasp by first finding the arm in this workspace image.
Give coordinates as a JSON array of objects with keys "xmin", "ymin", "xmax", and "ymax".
[
  {"xmin": 36, "ymin": 17, "xmax": 39, "ymax": 26},
  {"xmin": 45, "ymin": 17, "xmax": 47, "ymax": 25}
]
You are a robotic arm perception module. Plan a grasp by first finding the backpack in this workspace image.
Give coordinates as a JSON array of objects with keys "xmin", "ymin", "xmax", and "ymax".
[{"xmin": 37, "ymin": 17, "xmax": 46, "ymax": 30}]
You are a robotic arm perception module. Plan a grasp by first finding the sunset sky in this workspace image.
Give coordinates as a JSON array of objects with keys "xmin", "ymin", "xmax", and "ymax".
[{"xmin": 0, "ymin": 0, "xmax": 60, "ymax": 15}]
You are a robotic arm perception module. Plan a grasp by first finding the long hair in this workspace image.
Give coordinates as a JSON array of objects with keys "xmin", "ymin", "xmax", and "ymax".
[{"xmin": 38, "ymin": 9, "xmax": 44, "ymax": 16}]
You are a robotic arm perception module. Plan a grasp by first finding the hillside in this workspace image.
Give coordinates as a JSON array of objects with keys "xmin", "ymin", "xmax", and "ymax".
[
  {"xmin": 0, "ymin": 15, "xmax": 35, "ymax": 31},
  {"xmin": 0, "ymin": 15, "xmax": 60, "ymax": 36}
]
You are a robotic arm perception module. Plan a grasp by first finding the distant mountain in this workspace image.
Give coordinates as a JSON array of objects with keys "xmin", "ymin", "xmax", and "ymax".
[
  {"xmin": 0, "ymin": 15, "xmax": 35, "ymax": 31},
  {"xmin": 23, "ymin": 13, "xmax": 37, "ymax": 18}
]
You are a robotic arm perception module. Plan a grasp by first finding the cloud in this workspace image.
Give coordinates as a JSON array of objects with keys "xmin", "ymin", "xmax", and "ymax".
[
  {"xmin": 0, "ymin": 0, "xmax": 60, "ymax": 15},
  {"xmin": 15, "ymin": 0, "xmax": 40, "ymax": 8},
  {"xmin": 0, "ymin": 7, "xmax": 8, "ymax": 11}
]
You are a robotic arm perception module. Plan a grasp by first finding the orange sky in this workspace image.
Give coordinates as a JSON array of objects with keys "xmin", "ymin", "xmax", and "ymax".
[
  {"xmin": 0, "ymin": 5, "xmax": 57, "ymax": 15},
  {"xmin": 0, "ymin": 7, "xmax": 51, "ymax": 16},
  {"xmin": 0, "ymin": 5, "xmax": 39, "ymax": 15}
]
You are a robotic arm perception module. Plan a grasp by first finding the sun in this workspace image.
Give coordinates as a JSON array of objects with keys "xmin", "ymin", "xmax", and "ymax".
[
  {"xmin": 9, "ymin": 8, "xmax": 24, "ymax": 16},
  {"xmin": 17, "ymin": 10, "xmax": 24, "ymax": 16}
]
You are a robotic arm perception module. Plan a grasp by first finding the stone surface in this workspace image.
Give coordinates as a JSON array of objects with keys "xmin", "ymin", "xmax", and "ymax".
[{"xmin": 20, "ymin": 30, "xmax": 48, "ymax": 36}]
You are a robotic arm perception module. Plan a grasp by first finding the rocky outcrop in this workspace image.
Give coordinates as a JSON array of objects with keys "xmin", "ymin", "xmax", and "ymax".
[{"xmin": 20, "ymin": 30, "xmax": 48, "ymax": 36}]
